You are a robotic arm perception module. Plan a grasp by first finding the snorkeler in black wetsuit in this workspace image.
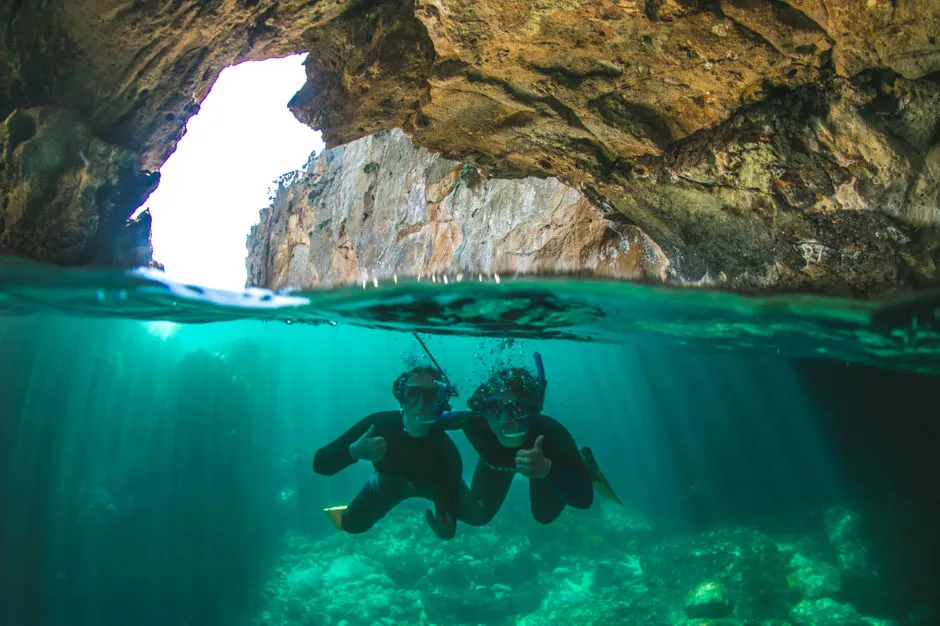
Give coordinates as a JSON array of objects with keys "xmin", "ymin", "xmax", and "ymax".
[
  {"xmin": 461, "ymin": 397, "xmax": 593, "ymax": 524},
  {"xmin": 444, "ymin": 355, "xmax": 614, "ymax": 526},
  {"xmin": 313, "ymin": 366, "xmax": 467, "ymax": 539}
]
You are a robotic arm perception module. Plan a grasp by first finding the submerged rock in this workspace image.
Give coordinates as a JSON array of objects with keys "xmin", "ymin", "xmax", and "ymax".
[
  {"xmin": 251, "ymin": 504, "xmax": 900, "ymax": 626},
  {"xmin": 787, "ymin": 553, "xmax": 842, "ymax": 599},
  {"xmin": 641, "ymin": 527, "xmax": 792, "ymax": 621},
  {"xmin": 685, "ymin": 581, "xmax": 734, "ymax": 618},
  {"xmin": 823, "ymin": 507, "xmax": 877, "ymax": 580},
  {"xmin": 790, "ymin": 598, "xmax": 898, "ymax": 626},
  {"xmin": 259, "ymin": 533, "xmax": 424, "ymax": 626}
]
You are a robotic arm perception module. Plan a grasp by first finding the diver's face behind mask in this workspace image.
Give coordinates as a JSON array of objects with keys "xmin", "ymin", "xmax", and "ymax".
[
  {"xmin": 400, "ymin": 372, "xmax": 448, "ymax": 434},
  {"xmin": 482, "ymin": 394, "xmax": 539, "ymax": 447}
]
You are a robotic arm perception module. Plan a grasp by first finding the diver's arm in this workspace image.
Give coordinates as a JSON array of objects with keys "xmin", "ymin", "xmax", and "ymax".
[
  {"xmin": 436, "ymin": 410, "xmax": 470, "ymax": 431},
  {"xmin": 540, "ymin": 418, "xmax": 594, "ymax": 509},
  {"xmin": 312, "ymin": 415, "xmax": 376, "ymax": 476}
]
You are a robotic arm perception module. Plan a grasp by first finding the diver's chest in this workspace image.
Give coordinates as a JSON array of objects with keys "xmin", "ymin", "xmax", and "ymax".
[
  {"xmin": 386, "ymin": 437, "xmax": 437, "ymax": 467},
  {"xmin": 482, "ymin": 441, "xmax": 523, "ymax": 467}
]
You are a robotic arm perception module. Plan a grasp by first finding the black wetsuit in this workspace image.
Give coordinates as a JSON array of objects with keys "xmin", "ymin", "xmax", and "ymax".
[
  {"xmin": 450, "ymin": 413, "xmax": 594, "ymax": 525},
  {"xmin": 313, "ymin": 410, "xmax": 465, "ymax": 537}
]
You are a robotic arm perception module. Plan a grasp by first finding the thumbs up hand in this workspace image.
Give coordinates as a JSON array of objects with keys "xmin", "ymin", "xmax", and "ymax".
[
  {"xmin": 515, "ymin": 435, "xmax": 551, "ymax": 478},
  {"xmin": 349, "ymin": 425, "xmax": 387, "ymax": 462}
]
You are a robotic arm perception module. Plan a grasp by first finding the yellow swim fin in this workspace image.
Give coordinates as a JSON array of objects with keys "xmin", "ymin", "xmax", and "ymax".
[
  {"xmin": 580, "ymin": 446, "xmax": 622, "ymax": 505},
  {"xmin": 323, "ymin": 505, "xmax": 347, "ymax": 531}
]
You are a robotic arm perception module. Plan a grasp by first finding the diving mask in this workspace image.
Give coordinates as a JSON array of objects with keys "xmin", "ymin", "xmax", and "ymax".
[
  {"xmin": 400, "ymin": 380, "xmax": 452, "ymax": 424},
  {"xmin": 482, "ymin": 395, "xmax": 539, "ymax": 439}
]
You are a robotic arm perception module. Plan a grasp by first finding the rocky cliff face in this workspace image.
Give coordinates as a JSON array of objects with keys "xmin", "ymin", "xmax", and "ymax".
[
  {"xmin": 247, "ymin": 130, "xmax": 670, "ymax": 289},
  {"xmin": 2, "ymin": 0, "xmax": 939, "ymax": 294}
]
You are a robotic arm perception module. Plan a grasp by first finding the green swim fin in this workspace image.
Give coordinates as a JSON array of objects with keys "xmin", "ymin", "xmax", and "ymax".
[{"xmin": 581, "ymin": 446, "xmax": 622, "ymax": 505}]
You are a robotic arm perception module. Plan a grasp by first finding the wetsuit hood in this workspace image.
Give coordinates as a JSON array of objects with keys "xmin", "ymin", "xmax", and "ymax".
[{"xmin": 468, "ymin": 353, "xmax": 548, "ymax": 442}]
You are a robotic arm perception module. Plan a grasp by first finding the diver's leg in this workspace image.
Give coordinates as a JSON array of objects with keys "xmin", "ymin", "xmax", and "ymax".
[
  {"xmin": 467, "ymin": 462, "xmax": 513, "ymax": 525},
  {"xmin": 411, "ymin": 479, "xmax": 484, "ymax": 526},
  {"xmin": 453, "ymin": 479, "xmax": 488, "ymax": 526},
  {"xmin": 341, "ymin": 472, "xmax": 408, "ymax": 534},
  {"xmin": 530, "ymin": 478, "xmax": 566, "ymax": 524},
  {"xmin": 581, "ymin": 446, "xmax": 622, "ymax": 504}
]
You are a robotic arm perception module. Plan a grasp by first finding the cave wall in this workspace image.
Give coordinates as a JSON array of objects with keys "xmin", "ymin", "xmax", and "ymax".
[
  {"xmin": 288, "ymin": 0, "xmax": 940, "ymax": 295},
  {"xmin": 2, "ymin": 0, "xmax": 940, "ymax": 294},
  {"xmin": 1, "ymin": 0, "xmax": 349, "ymax": 268},
  {"xmin": 0, "ymin": 107, "xmax": 157, "ymax": 266}
]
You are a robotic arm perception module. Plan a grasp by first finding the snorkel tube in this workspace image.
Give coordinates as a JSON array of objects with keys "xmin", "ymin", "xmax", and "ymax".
[
  {"xmin": 534, "ymin": 352, "xmax": 547, "ymax": 412},
  {"xmin": 412, "ymin": 332, "xmax": 458, "ymax": 399},
  {"xmin": 411, "ymin": 332, "xmax": 458, "ymax": 424}
]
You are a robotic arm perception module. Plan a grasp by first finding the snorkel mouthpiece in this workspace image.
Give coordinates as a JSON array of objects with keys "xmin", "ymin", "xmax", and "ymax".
[
  {"xmin": 417, "ymin": 406, "xmax": 446, "ymax": 425},
  {"xmin": 482, "ymin": 395, "xmax": 536, "ymax": 443},
  {"xmin": 412, "ymin": 404, "xmax": 442, "ymax": 425},
  {"xmin": 498, "ymin": 407, "xmax": 528, "ymax": 442}
]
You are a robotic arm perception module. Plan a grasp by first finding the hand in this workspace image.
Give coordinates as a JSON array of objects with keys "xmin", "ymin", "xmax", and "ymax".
[
  {"xmin": 515, "ymin": 435, "xmax": 552, "ymax": 478},
  {"xmin": 425, "ymin": 508, "xmax": 456, "ymax": 540},
  {"xmin": 349, "ymin": 425, "xmax": 387, "ymax": 462}
]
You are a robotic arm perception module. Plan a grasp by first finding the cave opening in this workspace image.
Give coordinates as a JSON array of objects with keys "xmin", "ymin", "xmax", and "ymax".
[{"xmin": 135, "ymin": 54, "xmax": 323, "ymax": 291}]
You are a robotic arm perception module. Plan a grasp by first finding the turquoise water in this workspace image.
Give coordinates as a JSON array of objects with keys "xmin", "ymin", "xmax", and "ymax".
[
  {"xmin": 3, "ymin": 257, "xmax": 939, "ymax": 373},
  {"xmin": 1, "ymin": 258, "xmax": 939, "ymax": 625}
]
